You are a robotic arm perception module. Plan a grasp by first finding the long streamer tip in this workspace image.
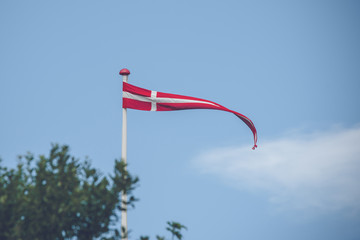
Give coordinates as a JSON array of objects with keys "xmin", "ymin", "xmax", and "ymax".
[{"xmin": 252, "ymin": 145, "xmax": 258, "ymax": 150}]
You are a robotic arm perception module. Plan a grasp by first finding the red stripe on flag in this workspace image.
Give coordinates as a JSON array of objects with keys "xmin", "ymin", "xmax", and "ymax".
[
  {"xmin": 123, "ymin": 98, "xmax": 152, "ymax": 111},
  {"xmin": 123, "ymin": 82, "xmax": 151, "ymax": 97}
]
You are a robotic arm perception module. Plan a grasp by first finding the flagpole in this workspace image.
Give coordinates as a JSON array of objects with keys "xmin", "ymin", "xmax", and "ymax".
[{"xmin": 120, "ymin": 68, "xmax": 130, "ymax": 240}]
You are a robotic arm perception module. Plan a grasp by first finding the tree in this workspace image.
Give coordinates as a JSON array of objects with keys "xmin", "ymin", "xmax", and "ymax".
[
  {"xmin": 138, "ymin": 221, "xmax": 187, "ymax": 240},
  {"xmin": 166, "ymin": 221, "xmax": 187, "ymax": 240},
  {"xmin": 0, "ymin": 144, "xmax": 138, "ymax": 239},
  {"xmin": 0, "ymin": 144, "xmax": 187, "ymax": 239}
]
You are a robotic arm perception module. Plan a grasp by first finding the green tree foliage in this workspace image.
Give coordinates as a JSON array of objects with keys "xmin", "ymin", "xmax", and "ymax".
[
  {"xmin": 138, "ymin": 221, "xmax": 187, "ymax": 240},
  {"xmin": 166, "ymin": 221, "xmax": 187, "ymax": 240},
  {"xmin": 0, "ymin": 144, "xmax": 138, "ymax": 240},
  {"xmin": 139, "ymin": 237, "xmax": 150, "ymax": 240},
  {"xmin": 0, "ymin": 144, "xmax": 187, "ymax": 240}
]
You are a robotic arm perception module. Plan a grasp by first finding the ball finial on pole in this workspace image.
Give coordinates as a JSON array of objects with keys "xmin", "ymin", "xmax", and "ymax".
[{"xmin": 120, "ymin": 68, "xmax": 130, "ymax": 76}]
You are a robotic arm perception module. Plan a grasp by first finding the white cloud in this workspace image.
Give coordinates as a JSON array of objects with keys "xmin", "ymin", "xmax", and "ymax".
[{"xmin": 193, "ymin": 126, "xmax": 360, "ymax": 213}]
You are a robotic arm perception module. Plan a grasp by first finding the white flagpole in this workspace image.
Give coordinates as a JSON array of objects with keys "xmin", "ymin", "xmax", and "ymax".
[{"xmin": 119, "ymin": 68, "xmax": 130, "ymax": 239}]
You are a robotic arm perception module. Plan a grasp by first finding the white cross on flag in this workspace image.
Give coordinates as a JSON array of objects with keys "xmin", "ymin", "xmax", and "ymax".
[{"xmin": 122, "ymin": 82, "xmax": 258, "ymax": 149}]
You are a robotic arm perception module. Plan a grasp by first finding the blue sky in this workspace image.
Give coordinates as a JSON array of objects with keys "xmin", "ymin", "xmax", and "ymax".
[{"xmin": 1, "ymin": 0, "xmax": 360, "ymax": 239}]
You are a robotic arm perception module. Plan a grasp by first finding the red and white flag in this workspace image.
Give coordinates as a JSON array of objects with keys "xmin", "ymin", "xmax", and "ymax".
[{"xmin": 123, "ymin": 82, "xmax": 258, "ymax": 149}]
